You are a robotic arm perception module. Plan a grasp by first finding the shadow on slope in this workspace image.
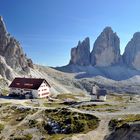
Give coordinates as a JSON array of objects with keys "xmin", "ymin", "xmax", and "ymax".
[{"xmin": 55, "ymin": 65, "xmax": 140, "ymax": 81}]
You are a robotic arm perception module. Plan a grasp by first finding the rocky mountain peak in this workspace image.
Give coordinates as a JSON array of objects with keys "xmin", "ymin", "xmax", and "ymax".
[
  {"xmin": 0, "ymin": 16, "xmax": 33, "ymax": 80},
  {"xmin": 68, "ymin": 27, "xmax": 122, "ymax": 67},
  {"xmin": 133, "ymin": 32, "xmax": 140, "ymax": 38},
  {"xmin": 123, "ymin": 32, "xmax": 140, "ymax": 70},
  {"xmin": 0, "ymin": 16, "xmax": 9, "ymax": 54},
  {"xmin": 103, "ymin": 26, "xmax": 113, "ymax": 33},
  {"xmin": 69, "ymin": 37, "xmax": 90, "ymax": 66},
  {"xmin": 0, "ymin": 16, "xmax": 7, "ymax": 35},
  {"xmin": 90, "ymin": 27, "xmax": 121, "ymax": 66}
]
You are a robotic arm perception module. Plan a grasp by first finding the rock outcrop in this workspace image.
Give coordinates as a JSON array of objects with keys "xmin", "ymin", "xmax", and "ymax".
[
  {"xmin": 91, "ymin": 27, "xmax": 121, "ymax": 66},
  {"xmin": 0, "ymin": 56, "xmax": 15, "ymax": 80},
  {"xmin": 123, "ymin": 32, "xmax": 140, "ymax": 70},
  {"xmin": 0, "ymin": 16, "xmax": 33, "ymax": 79},
  {"xmin": 69, "ymin": 37, "xmax": 90, "ymax": 66},
  {"xmin": 0, "ymin": 16, "xmax": 9, "ymax": 54},
  {"xmin": 106, "ymin": 123, "xmax": 140, "ymax": 140}
]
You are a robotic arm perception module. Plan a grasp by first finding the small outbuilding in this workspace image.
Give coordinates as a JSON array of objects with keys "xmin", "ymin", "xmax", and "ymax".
[
  {"xmin": 9, "ymin": 77, "xmax": 51, "ymax": 99},
  {"xmin": 90, "ymin": 85, "xmax": 107, "ymax": 101}
]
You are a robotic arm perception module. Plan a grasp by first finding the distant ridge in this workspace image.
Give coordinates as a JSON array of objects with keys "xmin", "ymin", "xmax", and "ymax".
[{"xmin": 68, "ymin": 26, "xmax": 140, "ymax": 70}]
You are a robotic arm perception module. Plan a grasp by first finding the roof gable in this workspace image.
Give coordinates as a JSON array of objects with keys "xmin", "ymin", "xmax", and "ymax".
[{"xmin": 9, "ymin": 77, "xmax": 51, "ymax": 90}]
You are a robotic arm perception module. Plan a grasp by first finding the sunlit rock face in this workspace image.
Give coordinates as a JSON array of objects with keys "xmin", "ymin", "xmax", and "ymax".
[
  {"xmin": 69, "ymin": 37, "xmax": 90, "ymax": 66},
  {"xmin": 0, "ymin": 16, "xmax": 10, "ymax": 54},
  {"xmin": 91, "ymin": 27, "xmax": 121, "ymax": 67},
  {"xmin": 0, "ymin": 55, "xmax": 14, "ymax": 80},
  {"xmin": 123, "ymin": 32, "xmax": 140, "ymax": 70},
  {"xmin": 0, "ymin": 16, "xmax": 33, "ymax": 74}
]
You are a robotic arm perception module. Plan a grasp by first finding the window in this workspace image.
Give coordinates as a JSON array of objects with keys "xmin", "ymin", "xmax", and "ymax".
[
  {"xmin": 42, "ymin": 92, "xmax": 49, "ymax": 96},
  {"xmin": 16, "ymin": 83, "xmax": 20, "ymax": 85},
  {"xmin": 24, "ymin": 83, "xmax": 33, "ymax": 87}
]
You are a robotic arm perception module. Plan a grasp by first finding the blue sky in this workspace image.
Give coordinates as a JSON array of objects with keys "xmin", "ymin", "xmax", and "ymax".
[{"xmin": 0, "ymin": 0, "xmax": 140, "ymax": 66}]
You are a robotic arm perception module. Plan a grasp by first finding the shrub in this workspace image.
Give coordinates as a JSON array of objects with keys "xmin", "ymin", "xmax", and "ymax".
[
  {"xmin": 28, "ymin": 119, "xmax": 38, "ymax": 128},
  {"xmin": 43, "ymin": 108, "xmax": 100, "ymax": 134},
  {"xmin": 109, "ymin": 114, "xmax": 140, "ymax": 131},
  {"xmin": 13, "ymin": 134, "xmax": 33, "ymax": 140},
  {"xmin": 0, "ymin": 123, "xmax": 4, "ymax": 133}
]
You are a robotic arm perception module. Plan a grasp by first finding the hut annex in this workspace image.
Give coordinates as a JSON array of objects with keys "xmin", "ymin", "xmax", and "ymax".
[
  {"xmin": 9, "ymin": 77, "xmax": 51, "ymax": 99},
  {"xmin": 90, "ymin": 85, "xmax": 107, "ymax": 101}
]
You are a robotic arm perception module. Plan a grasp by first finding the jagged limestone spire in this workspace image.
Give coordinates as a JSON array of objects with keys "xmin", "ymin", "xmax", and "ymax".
[{"xmin": 0, "ymin": 16, "xmax": 7, "ymax": 35}]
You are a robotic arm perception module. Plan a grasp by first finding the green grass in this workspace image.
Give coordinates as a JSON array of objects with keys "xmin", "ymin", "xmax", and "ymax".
[
  {"xmin": 57, "ymin": 94, "xmax": 77, "ymax": 101},
  {"xmin": 0, "ymin": 123, "xmax": 4, "ymax": 133},
  {"xmin": 107, "ymin": 94, "xmax": 129, "ymax": 102},
  {"xmin": 109, "ymin": 114, "xmax": 140, "ymax": 131},
  {"xmin": 105, "ymin": 109, "xmax": 120, "ymax": 113},
  {"xmin": 12, "ymin": 134, "xmax": 33, "ymax": 140},
  {"xmin": 28, "ymin": 119, "xmax": 38, "ymax": 128},
  {"xmin": 76, "ymin": 104, "xmax": 114, "ymax": 111},
  {"xmin": 1, "ymin": 106, "xmax": 37, "ymax": 125},
  {"xmin": 43, "ymin": 108, "xmax": 100, "ymax": 134},
  {"xmin": 56, "ymin": 93, "xmax": 86, "ymax": 101},
  {"xmin": 1, "ymin": 89, "xmax": 9, "ymax": 96},
  {"xmin": 96, "ymin": 108, "xmax": 120, "ymax": 113},
  {"xmin": 43, "ymin": 102, "xmax": 66, "ymax": 108},
  {"xmin": 0, "ymin": 105, "xmax": 99, "ymax": 139},
  {"xmin": 16, "ymin": 108, "xmax": 99, "ymax": 139},
  {"xmin": 0, "ymin": 102, "xmax": 12, "ymax": 107},
  {"xmin": 46, "ymin": 134, "xmax": 72, "ymax": 140}
]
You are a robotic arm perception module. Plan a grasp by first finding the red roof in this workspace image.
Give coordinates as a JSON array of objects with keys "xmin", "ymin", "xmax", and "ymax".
[{"xmin": 9, "ymin": 77, "xmax": 51, "ymax": 90}]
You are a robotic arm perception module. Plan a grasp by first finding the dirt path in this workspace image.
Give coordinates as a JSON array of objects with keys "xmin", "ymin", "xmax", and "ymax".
[
  {"xmin": 65, "ymin": 116, "xmax": 111, "ymax": 140},
  {"xmin": 0, "ymin": 109, "xmax": 42, "ymax": 140},
  {"xmin": 0, "ymin": 98, "xmax": 140, "ymax": 140}
]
